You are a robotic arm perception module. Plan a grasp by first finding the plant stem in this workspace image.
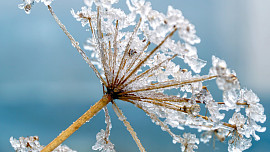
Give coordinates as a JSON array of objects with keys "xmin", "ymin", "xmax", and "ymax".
[{"xmin": 41, "ymin": 94, "xmax": 112, "ymax": 152}]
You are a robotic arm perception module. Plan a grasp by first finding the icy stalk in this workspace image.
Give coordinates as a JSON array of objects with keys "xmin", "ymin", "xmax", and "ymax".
[{"xmin": 41, "ymin": 94, "xmax": 111, "ymax": 152}]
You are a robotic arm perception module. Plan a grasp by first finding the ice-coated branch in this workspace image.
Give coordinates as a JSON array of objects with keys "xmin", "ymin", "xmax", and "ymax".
[
  {"xmin": 120, "ymin": 28, "xmax": 178, "ymax": 86},
  {"xmin": 112, "ymin": 102, "xmax": 146, "ymax": 152},
  {"xmin": 47, "ymin": 5, "xmax": 107, "ymax": 86}
]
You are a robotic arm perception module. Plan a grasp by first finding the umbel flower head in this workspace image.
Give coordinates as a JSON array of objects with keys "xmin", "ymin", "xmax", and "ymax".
[{"xmin": 13, "ymin": 0, "xmax": 266, "ymax": 152}]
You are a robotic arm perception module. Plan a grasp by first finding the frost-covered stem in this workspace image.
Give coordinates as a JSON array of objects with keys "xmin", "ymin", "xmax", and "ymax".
[
  {"xmin": 121, "ymin": 75, "xmax": 217, "ymax": 94},
  {"xmin": 120, "ymin": 28, "xmax": 178, "ymax": 86},
  {"xmin": 120, "ymin": 54, "xmax": 178, "ymax": 89},
  {"xmin": 122, "ymin": 41, "xmax": 151, "ymax": 77},
  {"xmin": 112, "ymin": 20, "xmax": 119, "ymax": 85},
  {"xmin": 123, "ymin": 99, "xmax": 177, "ymax": 137},
  {"xmin": 41, "ymin": 95, "xmax": 111, "ymax": 152},
  {"xmin": 104, "ymin": 107, "xmax": 111, "ymax": 142},
  {"xmin": 47, "ymin": 5, "xmax": 107, "ymax": 87},
  {"xmin": 112, "ymin": 102, "xmax": 146, "ymax": 152},
  {"xmin": 114, "ymin": 18, "xmax": 142, "ymax": 86},
  {"xmin": 122, "ymin": 98, "xmax": 236, "ymax": 130},
  {"xmin": 217, "ymin": 102, "xmax": 248, "ymax": 105}
]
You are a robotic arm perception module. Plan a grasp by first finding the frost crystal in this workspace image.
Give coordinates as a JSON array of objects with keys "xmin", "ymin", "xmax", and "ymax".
[
  {"xmin": 18, "ymin": 0, "xmax": 54, "ymax": 14},
  {"xmin": 92, "ymin": 129, "xmax": 115, "ymax": 152},
  {"xmin": 92, "ymin": 108, "xmax": 116, "ymax": 152},
  {"xmin": 17, "ymin": 0, "xmax": 266, "ymax": 152},
  {"xmin": 10, "ymin": 136, "xmax": 76, "ymax": 152},
  {"xmin": 181, "ymin": 133, "xmax": 199, "ymax": 152}
]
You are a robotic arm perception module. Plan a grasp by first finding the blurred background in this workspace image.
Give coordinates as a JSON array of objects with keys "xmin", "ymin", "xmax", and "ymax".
[{"xmin": 0, "ymin": 0, "xmax": 269, "ymax": 151}]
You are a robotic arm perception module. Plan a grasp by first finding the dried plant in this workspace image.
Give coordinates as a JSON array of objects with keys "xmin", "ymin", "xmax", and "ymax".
[{"xmin": 11, "ymin": 0, "xmax": 266, "ymax": 152}]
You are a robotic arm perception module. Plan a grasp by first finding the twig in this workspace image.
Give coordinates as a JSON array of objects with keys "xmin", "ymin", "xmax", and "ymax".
[
  {"xmin": 112, "ymin": 102, "xmax": 146, "ymax": 152},
  {"xmin": 41, "ymin": 95, "xmax": 111, "ymax": 152},
  {"xmin": 47, "ymin": 5, "xmax": 107, "ymax": 87}
]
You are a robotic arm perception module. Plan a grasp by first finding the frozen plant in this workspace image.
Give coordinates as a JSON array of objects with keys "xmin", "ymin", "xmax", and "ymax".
[{"xmin": 13, "ymin": 0, "xmax": 266, "ymax": 152}]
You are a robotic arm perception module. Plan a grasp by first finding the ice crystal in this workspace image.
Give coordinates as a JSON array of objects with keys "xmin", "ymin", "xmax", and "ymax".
[
  {"xmin": 228, "ymin": 134, "xmax": 252, "ymax": 152},
  {"xmin": 16, "ymin": 0, "xmax": 266, "ymax": 151},
  {"xmin": 18, "ymin": 0, "xmax": 54, "ymax": 14},
  {"xmin": 92, "ymin": 129, "xmax": 115, "ymax": 152},
  {"xmin": 181, "ymin": 133, "xmax": 199, "ymax": 152},
  {"xmin": 92, "ymin": 108, "xmax": 116, "ymax": 152},
  {"xmin": 10, "ymin": 136, "xmax": 75, "ymax": 152}
]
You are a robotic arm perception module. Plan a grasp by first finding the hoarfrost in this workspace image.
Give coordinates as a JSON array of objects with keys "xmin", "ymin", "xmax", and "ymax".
[{"xmin": 10, "ymin": 136, "xmax": 76, "ymax": 152}]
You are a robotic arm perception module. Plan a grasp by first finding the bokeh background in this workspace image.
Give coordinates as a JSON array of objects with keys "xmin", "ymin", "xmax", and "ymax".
[{"xmin": 1, "ymin": 0, "xmax": 269, "ymax": 151}]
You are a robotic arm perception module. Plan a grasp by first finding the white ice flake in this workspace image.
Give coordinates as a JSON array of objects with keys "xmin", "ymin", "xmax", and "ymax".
[
  {"xmin": 92, "ymin": 129, "xmax": 115, "ymax": 152},
  {"xmin": 18, "ymin": 0, "xmax": 54, "ymax": 14},
  {"xmin": 10, "ymin": 136, "xmax": 76, "ymax": 152},
  {"xmin": 209, "ymin": 56, "xmax": 240, "ymax": 91},
  {"xmin": 181, "ymin": 133, "xmax": 199, "ymax": 152}
]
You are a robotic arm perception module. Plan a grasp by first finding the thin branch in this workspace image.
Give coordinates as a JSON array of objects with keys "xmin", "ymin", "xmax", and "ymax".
[
  {"xmin": 112, "ymin": 20, "xmax": 119, "ymax": 86},
  {"xmin": 87, "ymin": 18, "xmax": 94, "ymax": 35},
  {"xmin": 122, "ymin": 99, "xmax": 178, "ymax": 138},
  {"xmin": 47, "ymin": 5, "xmax": 107, "ymax": 87},
  {"xmin": 120, "ymin": 54, "xmax": 178, "ymax": 89},
  {"xmin": 108, "ymin": 41, "xmax": 113, "ymax": 73},
  {"xmin": 114, "ymin": 18, "xmax": 142, "ymax": 86},
  {"xmin": 121, "ymin": 98, "xmax": 236, "ymax": 130},
  {"xmin": 104, "ymin": 106, "xmax": 112, "ymax": 143},
  {"xmin": 96, "ymin": 7, "xmax": 111, "ymax": 85},
  {"xmin": 120, "ymin": 28, "xmax": 178, "ymax": 86},
  {"xmin": 112, "ymin": 102, "xmax": 146, "ymax": 152},
  {"xmin": 121, "ymin": 41, "xmax": 151, "ymax": 78},
  {"xmin": 217, "ymin": 102, "xmax": 248, "ymax": 105},
  {"xmin": 120, "ymin": 95, "xmax": 194, "ymax": 104},
  {"xmin": 120, "ymin": 75, "xmax": 217, "ymax": 95}
]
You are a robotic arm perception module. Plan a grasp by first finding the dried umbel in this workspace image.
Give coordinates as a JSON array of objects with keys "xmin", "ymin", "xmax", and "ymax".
[{"xmin": 13, "ymin": 0, "xmax": 266, "ymax": 152}]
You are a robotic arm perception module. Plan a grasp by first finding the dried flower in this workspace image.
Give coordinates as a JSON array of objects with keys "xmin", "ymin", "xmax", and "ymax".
[{"xmin": 14, "ymin": 0, "xmax": 266, "ymax": 152}]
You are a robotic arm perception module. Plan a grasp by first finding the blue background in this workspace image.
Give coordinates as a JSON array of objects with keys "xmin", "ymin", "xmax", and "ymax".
[{"xmin": 1, "ymin": 0, "xmax": 269, "ymax": 151}]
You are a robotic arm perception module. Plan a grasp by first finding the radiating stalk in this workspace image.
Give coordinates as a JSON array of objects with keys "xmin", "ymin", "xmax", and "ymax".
[
  {"xmin": 41, "ymin": 95, "xmax": 112, "ymax": 152},
  {"xmin": 121, "ymin": 75, "xmax": 217, "ymax": 94},
  {"xmin": 47, "ymin": 5, "xmax": 107, "ymax": 87},
  {"xmin": 120, "ymin": 54, "xmax": 177, "ymax": 89},
  {"xmin": 114, "ymin": 18, "xmax": 142, "ymax": 86},
  {"xmin": 112, "ymin": 20, "xmax": 119, "ymax": 85},
  {"xmin": 122, "ymin": 99, "xmax": 178, "ymax": 138},
  {"xmin": 120, "ymin": 28, "xmax": 178, "ymax": 86},
  {"xmin": 112, "ymin": 102, "xmax": 146, "ymax": 152}
]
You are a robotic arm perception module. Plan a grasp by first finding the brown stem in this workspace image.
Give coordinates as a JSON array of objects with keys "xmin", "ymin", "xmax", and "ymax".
[
  {"xmin": 120, "ymin": 75, "xmax": 217, "ymax": 95},
  {"xmin": 120, "ymin": 28, "xmax": 178, "ymax": 86},
  {"xmin": 41, "ymin": 94, "xmax": 112, "ymax": 152},
  {"xmin": 47, "ymin": 5, "xmax": 107, "ymax": 87}
]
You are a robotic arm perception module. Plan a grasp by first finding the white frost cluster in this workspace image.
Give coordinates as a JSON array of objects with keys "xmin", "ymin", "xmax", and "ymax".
[
  {"xmin": 10, "ymin": 136, "xmax": 76, "ymax": 152},
  {"xmin": 180, "ymin": 133, "xmax": 199, "ymax": 152},
  {"xmin": 18, "ymin": 0, "xmax": 54, "ymax": 14},
  {"xmin": 92, "ymin": 108, "xmax": 115, "ymax": 152},
  {"xmin": 92, "ymin": 129, "xmax": 115, "ymax": 152},
  {"xmin": 72, "ymin": 0, "xmax": 206, "ymax": 75}
]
